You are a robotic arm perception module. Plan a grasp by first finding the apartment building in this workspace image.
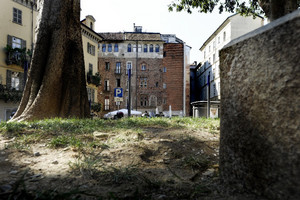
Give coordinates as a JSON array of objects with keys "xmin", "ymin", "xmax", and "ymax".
[
  {"xmin": 98, "ymin": 26, "xmax": 191, "ymax": 117},
  {"xmin": 0, "ymin": 0, "xmax": 38, "ymax": 121},
  {"xmin": 197, "ymin": 14, "xmax": 264, "ymax": 102},
  {"xmin": 81, "ymin": 15, "xmax": 103, "ymax": 114}
]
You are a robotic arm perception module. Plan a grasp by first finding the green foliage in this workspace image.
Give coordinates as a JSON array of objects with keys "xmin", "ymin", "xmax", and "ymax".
[
  {"xmin": 4, "ymin": 44, "xmax": 32, "ymax": 66},
  {"xmin": 0, "ymin": 84, "xmax": 23, "ymax": 103},
  {"xmin": 168, "ymin": 0, "xmax": 264, "ymax": 17}
]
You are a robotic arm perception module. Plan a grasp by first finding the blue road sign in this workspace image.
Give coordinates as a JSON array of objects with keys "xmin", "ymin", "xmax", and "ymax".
[{"xmin": 114, "ymin": 88, "xmax": 123, "ymax": 97}]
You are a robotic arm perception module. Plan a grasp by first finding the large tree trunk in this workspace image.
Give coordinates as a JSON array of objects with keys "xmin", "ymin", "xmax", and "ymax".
[
  {"xmin": 11, "ymin": 0, "xmax": 90, "ymax": 121},
  {"xmin": 259, "ymin": 0, "xmax": 298, "ymax": 21}
]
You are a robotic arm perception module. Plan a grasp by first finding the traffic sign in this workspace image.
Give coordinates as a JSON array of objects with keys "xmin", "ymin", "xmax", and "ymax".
[{"xmin": 114, "ymin": 88, "xmax": 123, "ymax": 98}]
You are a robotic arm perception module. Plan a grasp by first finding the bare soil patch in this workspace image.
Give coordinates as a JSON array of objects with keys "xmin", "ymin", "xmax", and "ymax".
[{"xmin": 0, "ymin": 124, "xmax": 259, "ymax": 199}]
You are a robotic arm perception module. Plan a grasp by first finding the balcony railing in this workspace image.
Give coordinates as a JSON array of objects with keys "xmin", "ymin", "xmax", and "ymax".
[
  {"xmin": 0, "ymin": 84, "xmax": 23, "ymax": 103},
  {"xmin": 115, "ymin": 69, "xmax": 121, "ymax": 74},
  {"xmin": 87, "ymin": 72, "xmax": 101, "ymax": 86}
]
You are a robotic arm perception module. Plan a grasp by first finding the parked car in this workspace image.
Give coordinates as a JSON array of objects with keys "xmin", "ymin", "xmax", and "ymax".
[{"xmin": 103, "ymin": 109, "xmax": 142, "ymax": 119}]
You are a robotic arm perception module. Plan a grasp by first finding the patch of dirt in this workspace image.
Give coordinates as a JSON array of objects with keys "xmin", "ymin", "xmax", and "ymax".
[{"xmin": 0, "ymin": 128, "xmax": 258, "ymax": 199}]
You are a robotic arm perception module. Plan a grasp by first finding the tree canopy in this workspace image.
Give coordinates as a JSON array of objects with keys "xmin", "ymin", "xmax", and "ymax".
[{"xmin": 168, "ymin": 0, "xmax": 300, "ymax": 20}]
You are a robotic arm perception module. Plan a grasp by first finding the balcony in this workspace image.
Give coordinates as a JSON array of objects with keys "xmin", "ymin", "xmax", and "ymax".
[
  {"xmin": 0, "ymin": 84, "xmax": 23, "ymax": 103},
  {"xmin": 87, "ymin": 72, "xmax": 101, "ymax": 86},
  {"xmin": 4, "ymin": 45, "xmax": 31, "ymax": 66}
]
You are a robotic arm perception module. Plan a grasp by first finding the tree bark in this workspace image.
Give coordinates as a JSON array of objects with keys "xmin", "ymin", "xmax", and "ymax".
[
  {"xmin": 259, "ymin": 0, "xmax": 298, "ymax": 21},
  {"xmin": 11, "ymin": 0, "xmax": 90, "ymax": 121}
]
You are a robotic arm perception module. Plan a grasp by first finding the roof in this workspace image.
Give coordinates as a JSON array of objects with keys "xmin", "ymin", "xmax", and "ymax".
[
  {"xmin": 99, "ymin": 32, "xmax": 163, "ymax": 42},
  {"xmin": 99, "ymin": 32, "xmax": 124, "ymax": 41}
]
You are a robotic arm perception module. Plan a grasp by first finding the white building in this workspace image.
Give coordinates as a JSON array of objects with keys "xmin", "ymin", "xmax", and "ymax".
[{"xmin": 198, "ymin": 14, "xmax": 264, "ymax": 101}]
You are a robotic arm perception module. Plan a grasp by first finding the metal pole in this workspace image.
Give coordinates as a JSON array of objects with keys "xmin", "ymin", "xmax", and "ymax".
[
  {"xmin": 207, "ymin": 74, "xmax": 210, "ymax": 118},
  {"xmin": 128, "ymin": 68, "xmax": 131, "ymax": 117},
  {"xmin": 135, "ymin": 40, "xmax": 138, "ymax": 110}
]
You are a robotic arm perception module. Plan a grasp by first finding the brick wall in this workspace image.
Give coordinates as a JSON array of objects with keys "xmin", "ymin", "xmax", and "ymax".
[{"xmin": 162, "ymin": 43, "xmax": 184, "ymax": 113}]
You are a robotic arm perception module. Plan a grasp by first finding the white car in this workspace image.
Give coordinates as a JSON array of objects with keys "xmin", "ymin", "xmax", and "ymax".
[{"xmin": 103, "ymin": 109, "xmax": 142, "ymax": 119}]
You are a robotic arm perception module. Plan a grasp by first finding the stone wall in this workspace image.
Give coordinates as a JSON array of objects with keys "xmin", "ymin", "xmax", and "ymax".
[{"xmin": 219, "ymin": 10, "xmax": 300, "ymax": 199}]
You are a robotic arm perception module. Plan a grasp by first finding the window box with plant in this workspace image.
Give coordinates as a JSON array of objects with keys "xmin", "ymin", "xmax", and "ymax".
[
  {"xmin": 4, "ymin": 44, "xmax": 31, "ymax": 66},
  {"xmin": 0, "ymin": 84, "xmax": 23, "ymax": 103}
]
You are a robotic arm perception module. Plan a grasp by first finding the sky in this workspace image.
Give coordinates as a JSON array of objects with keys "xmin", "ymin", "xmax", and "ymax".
[{"xmin": 81, "ymin": 0, "xmax": 233, "ymax": 63}]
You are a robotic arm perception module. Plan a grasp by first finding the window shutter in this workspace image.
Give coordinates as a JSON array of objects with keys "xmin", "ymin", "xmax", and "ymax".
[
  {"xmin": 7, "ymin": 35, "xmax": 12, "ymax": 47},
  {"xmin": 92, "ymin": 89, "xmax": 95, "ymax": 102},
  {"xmin": 19, "ymin": 72, "xmax": 24, "ymax": 91},
  {"xmin": 21, "ymin": 39, "xmax": 26, "ymax": 49},
  {"xmin": 6, "ymin": 70, "xmax": 12, "ymax": 89}
]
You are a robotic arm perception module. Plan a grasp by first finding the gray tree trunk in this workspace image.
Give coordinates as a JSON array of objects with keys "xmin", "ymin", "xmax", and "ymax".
[
  {"xmin": 11, "ymin": 0, "xmax": 90, "ymax": 121},
  {"xmin": 259, "ymin": 0, "xmax": 298, "ymax": 21}
]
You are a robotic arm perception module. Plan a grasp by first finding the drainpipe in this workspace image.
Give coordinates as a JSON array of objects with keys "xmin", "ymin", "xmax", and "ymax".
[{"xmin": 183, "ymin": 43, "xmax": 186, "ymax": 117}]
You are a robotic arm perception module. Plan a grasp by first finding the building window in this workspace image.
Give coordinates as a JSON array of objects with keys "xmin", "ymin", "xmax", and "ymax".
[
  {"xmin": 114, "ymin": 44, "xmax": 118, "ymax": 52},
  {"xmin": 87, "ymin": 42, "xmax": 95, "ymax": 55},
  {"xmin": 141, "ymin": 64, "xmax": 146, "ymax": 71},
  {"xmin": 105, "ymin": 98, "xmax": 110, "ymax": 110},
  {"xmin": 133, "ymin": 44, "xmax": 136, "ymax": 52},
  {"xmin": 138, "ymin": 44, "xmax": 142, "ymax": 52},
  {"xmin": 128, "ymin": 44, "xmax": 132, "ymax": 52},
  {"xmin": 108, "ymin": 44, "xmax": 112, "ymax": 52},
  {"xmin": 105, "ymin": 62, "xmax": 110, "ymax": 71},
  {"xmin": 149, "ymin": 44, "xmax": 153, "ymax": 52},
  {"xmin": 126, "ymin": 62, "xmax": 132, "ymax": 74},
  {"xmin": 102, "ymin": 44, "xmax": 106, "ymax": 52},
  {"xmin": 163, "ymin": 83, "xmax": 166, "ymax": 89},
  {"xmin": 90, "ymin": 22, "xmax": 93, "ymax": 29},
  {"xmin": 104, "ymin": 80, "xmax": 110, "ymax": 91},
  {"xmin": 218, "ymin": 36, "xmax": 220, "ymax": 44},
  {"xmin": 144, "ymin": 44, "xmax": 148, "ymax": 52},
  {"xmin": 13, "ymin": 8, "xmax": 22, "ymax": 24},
  {"xmin": 87, "ymin": 88, "xmax": 95, "ymax": 103},
  {"xmin": 89, "ymin": 63, "xmax": 93, "ymax": 74},
  {"xmin": 213, "ymin": 54, "xmax": 215, "ymax": 63},
  {"xmin": 209, "ymin": 45, "xmax": 211, "ymax": 52},
  {"xmin": 155, "ymin": 82, "xmax": 159, "ymax": 87},
  {"xmin": 213, "ymin": 84, "xmax": 216, "ymax": 96},
  {"xmin": 12, "ymin": 37, "xmax": 22, "ymax": 49},
  {"xmin": 223, "ymin": 31, "xmax": 226, "ymax": 41},
  {"xmin": 204, "ymin": 50, "xmax": 206, "ymax": 59},
  {"xmin": 140, "ymin": 97, "xmax": 147, "ymax": 107},
  {"xmin": 155, "ymin": 44, "xmax": 159, "ymax": 52},
  {"xmin": 213, "ymin": 41, "xmax": 216, "ymax": 50},
  {"xmin": 163, "ymin": 67, "xmax": 167, "ymax": 73},
  {"xmin": 11, "ymin": 72, "xmax": 20, "ymax": 90},
  {"xmin": 116, "ymin": 78, "xmax": 121, "ymax": 87},
  {"xmin": 116, "ymin": 62, "xmax": 121, "ymax": 74},
  {"xmin": 140, "ymin": 78, "xmax": 147, "ymax": 88}
]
